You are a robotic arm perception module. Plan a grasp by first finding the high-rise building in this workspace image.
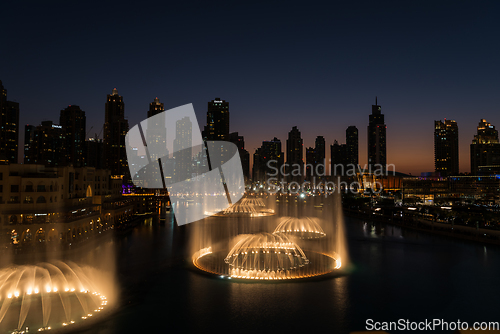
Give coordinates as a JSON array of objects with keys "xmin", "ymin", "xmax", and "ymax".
[
  {"xmin": 145, "ymin": 97, "xmax": 167, "ymax": 185},
  {"xmin": 86, "ymin": 137, "xmax": 104, "ymax": 169},
  {"xmin": 173, "ymin": 116, "xmax": 192, "ymax": 182},
  {"xmin": 24, "ymin": 121, "xmax": 66, "ymax": 166},
  {"xmin": 103, "ymin": 88, "xmax": 129, "ymax": 178},
  {"xmin": 0, "ymin": 80, "xmax": 19, "ymax": 164},
  {"xmin": 229, "ymin": 132, "xmax": 250, "ymax": 180},
  {"xmin": 306, "ymin": 136, "xmax": 326, "ymax": 180},
  {"xmin": 434, "ymin": 119, "xmax": 459, "ymax": 176},
  {"xmin": 252, "ymin": 137, "xmax": 284, "ymax": 182},
  {"xmin": 330, "ymin": 140, "xmax": 348, "ymax": 175},
  {"xmin": 24, "ymin": 125, "xmax": 36, "ymax": 164},
  {"xmin": 204, "ymin": 98, "xmax": 229, "ymax": 141},
  {"xmin": 286, "ymin": 126, "xmax": 303, "ymax": 182},
  {"xmin": 367, "ymin": 98, "xmax": 386, "ymax": 170},
  {"xmin": 470, "ymin": 119, "xmax": 500, "ymax": 175},
  {"xmin": 60, "ymin": 105, "xmax": 86, "ymax": 167},
  {"xmin": 346, "ymin": 126, "xmax": 358, "ymax": 166}
]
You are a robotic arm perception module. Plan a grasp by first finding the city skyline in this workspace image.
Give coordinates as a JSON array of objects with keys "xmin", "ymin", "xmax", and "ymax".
[
  {"xmin": 9, "ymin": 82, "xmax": 500, "ymax": 176},
  {"xmin": 2, "ymin": 1, "xmax": 500, "ymax": 175}
]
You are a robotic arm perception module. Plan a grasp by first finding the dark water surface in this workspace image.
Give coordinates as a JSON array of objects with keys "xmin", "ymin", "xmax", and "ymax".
[{"xmin": 64, "ymin": 209, "xmax": 500, "ymax": 334}]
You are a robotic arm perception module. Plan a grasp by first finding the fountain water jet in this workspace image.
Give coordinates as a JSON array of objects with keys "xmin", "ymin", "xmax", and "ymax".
[
  {"xmin": 0, "ymin": 261, "xmax": 112, "ymax": 333},
  {"xmin": 191, "ymin": 192, "xmax": 349, "ymax": 281},
  {"xmin": 273, "ymin": 217, "xmax": 326, "ymax": 239}
]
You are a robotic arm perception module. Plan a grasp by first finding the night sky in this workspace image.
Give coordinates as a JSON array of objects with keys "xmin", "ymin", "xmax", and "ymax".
[{"xmin": 1, "ymin": 1, "xmax": 500, "ymax": 175}]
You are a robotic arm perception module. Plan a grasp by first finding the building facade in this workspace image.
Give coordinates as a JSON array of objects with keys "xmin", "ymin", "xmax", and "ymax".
[
  {"xmin": 434, "ymin": 119, "xmax": 459, "ymax": 176},
  {"xmin": 0, "ymin": 80, "xmax": 19, "ymax": 164},
  {"xmin": 286, "ymin": 126, "xmax": 303, "ymax": 182},
  {"xmin": 367, "ymin": 98, "xmax": 386, "ymax": 170},
  {"xmin": 103, "ymin": 88, "xmax": 129, "ymax": 178},
  {"xmin": 0, "ymin": 164, "xmax": 134, "ymax": 246},
  {"xmin": 470, "ymin": 119, "xmax": 500, "ymax": 175}
]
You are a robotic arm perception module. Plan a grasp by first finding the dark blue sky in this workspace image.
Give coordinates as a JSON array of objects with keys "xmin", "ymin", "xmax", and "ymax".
[{"xmin": 2, "ymin": 1, "xmax": 500, "ymax": 174}]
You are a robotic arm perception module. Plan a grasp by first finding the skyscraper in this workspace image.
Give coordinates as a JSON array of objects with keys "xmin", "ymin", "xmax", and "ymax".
[
  {"xmin": 0, "ymin": 80, "xmax": 19, "ymax": 164},
  {"xmin": 24, "ymin": 121, "xmax": 65, "ymax": 166},
  {"xmin": 306, "ymin": 136, "xmax": 325, "ymax": 180},
  {"xmin": 346, "ymin": 125, "xmax": 358, "ymax": 166},
  {"xmin": 434, "ymin": 119, "xmax": 459, "ymax": 176},
  {"xmin": 60, "ymin": 105, "xmax": 86, "ymax": 167},
  {"xmin": 173, "ymin": 116, "xmax": 192, "ymax": 182},
  {"xmin": 103, "ymin": 88, "xmax": 129, "ymax": 178},
  {"xmin": 286, "ymin": 126, "xmax": 303, "ymax": 182},
  {"xmin": 229, "ymin": 132, "xmax": 250, "ymax": 180},
  {"xmin": 330, "ymin": 140, "xmax": 348, "ymax": 176},
  {"xmin": 470, "ymin": 119, "xmax": 500, "ymax": 175},
  {"xmin": 145, "ymin": 97, "xmax": 167, "ymax": 185},
  {"xmin": 252, "ymin": 137, "xmax": 284, "ymax": 182},
  {"xmin": 204, "ymin": 98, "xmax": 229, "ymax": 141},
  {"xmin": 367, "ymin": 98, "xmax": 386, "ymax": 170}
]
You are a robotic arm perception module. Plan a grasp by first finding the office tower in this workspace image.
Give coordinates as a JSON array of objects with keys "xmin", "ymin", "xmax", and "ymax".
[
  {"xmin": 306, "ymin": 136, "xmax": 326, "ymax": 180},
  {"xmin": 367, "ymin": 97, "xmax": 386, "ymax": 170},
  {"xmin": 229, "ymin": 132, "xmax": 250, "ymax": 180},
  {"xmin": 60, "ymin": 105, "xmax": 86, "ymax": 167},
  {"xmin": 330, "ymin": 140, "xmax": 348, "ymax": 175},
  {"xmin": 0, "ymin": 80, "xmax": 19, "ymax": 164},
  {"xmin": 86, "ymin": 137, "xmax": 104, "ymax": 169},
  {"xmin": 346, "ymin": 126, "xmax": 358, "ymax": 166},
  {"xmin": 24, "ymin": 125, "xmax": 36, "ymax": 164},
  {"xmin": 252, "ymin": 148, "xmax": 263, "ymax": 181},
  {"xmin": 103, "ymin": 88, "xmax": 129, "ymax": 177},
  {"xmin": 470, "ymin": 119, "xmax": 500, "ymax": 175},
  {"xmin": 314, "ymin": 136, "xmax": 325, "ymax": 176},
  {"xmin": 173, "ymin": 116, "xmax": 192, "ymax": 182},
  {"xmin": 286, "ymin": 126, "xmax": 303, "ymax": 181},
  {"xmin": 145, "ymin": 97, "xmax": 167, "ymax": 185},
  {"xmin": 253, "ymin": 137, "xmax": 284, "ymax": 182},
  {"xmin": 434, "ymin": 119, "xmax": 459, "ymax": 176},
  {"xmin": 305, "ymin": 147, "xmax": 315, "ymax": 179},
  {"xmin": 24, "ymin": 121, "xmax": 66, "ymax": 166},
  {"xmin": 204, "ymin": 98, "xmax": 229, "ymax": 141}
]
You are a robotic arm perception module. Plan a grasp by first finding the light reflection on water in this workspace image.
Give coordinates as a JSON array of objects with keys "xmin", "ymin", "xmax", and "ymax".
[{"xmin": 73, "ymin": 208, "xmax": 500, "ymax": 334}]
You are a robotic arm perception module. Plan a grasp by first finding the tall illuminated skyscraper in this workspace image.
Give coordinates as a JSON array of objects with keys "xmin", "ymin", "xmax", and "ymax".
[
  {"xmin": 286, "ymin": 126, "xmax": 303, "ymax": 182},
  {"xmin": 367, "ymin": 98, "xmax": 386, "ymax": 170},
  {"xmin": 204, "ymin": 98, "xmax": 229, "ymax": 141},
  {"xmin": 434, "ymin": 119, "xmax": 459, "ymax": 176},
  {"xmin": 24, "ymin": 121, "xmax": 65, "ymax": 166},
  {"xmin": 145, "ymin": 97, "xmax": 167, "ymax": 184},
  {"xmin": 470, "ymin": 119, "xmax": 500, "ymax": 175},
  {"xmin": 253, "ymin": 137, "xmax": 284, "ymax": 182},
  {"xmin": 103, "ymin": 88, "xmax": 129, "ymax": 178},
  {"xmin": 0, "ymin": 80, "xmax": 19, "ymax": 164},
  {"xmin": 60, "ymin": 105, "xmax": 86, "ymax": 167},
  {"xmin": 173, "ymin": 116, "xmax": 192, "ymax": 182},
  {"xmin": 306, "ymin": 136, "xmax": 325, "ymax": 180},
  {"xmin": 346, "ymin": 125, "xmax": 358, "ymax": 166}
]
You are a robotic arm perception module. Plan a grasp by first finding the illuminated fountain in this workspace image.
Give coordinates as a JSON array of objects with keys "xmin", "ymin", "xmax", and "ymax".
[
  {"xmin": 192, "ymin": 192, "xmax": 349, "ymax": 281},
  {"xmin": 273, "ymin": 217, "xmax": 326, "ymax": 239},
  {"xmin": 224, "ymin": 233, "xmax": 308, "ymax": 279},
  {"xmin": 213, "ymin": 198, "xmax": 275, "ymax": 217},
  {"xmin": 0, "ymin": 261, "xmax": 112, "ymax": 333},
  {"xmin": 193, "ymin": 230, "xmax": 339, "ymax": 280}
]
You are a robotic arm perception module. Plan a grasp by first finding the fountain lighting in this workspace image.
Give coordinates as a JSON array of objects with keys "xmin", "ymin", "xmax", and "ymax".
[
  {"xmin": 273, "ymin": 217, "xmax": 326, "ymax": 239},
  {"xmin": 0, "ymin": 262, "xmax": 111, "ymax": 333},
  {"xmin": 212, "ymin": 198, "xmax": 275, "ymax": 217}
]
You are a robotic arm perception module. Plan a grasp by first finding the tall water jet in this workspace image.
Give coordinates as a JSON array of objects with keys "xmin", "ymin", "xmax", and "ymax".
[
  {"xmin": 0, "ymin": 261, "xmax": 113, "ymax": 333},
  {"xmin": 333, "ymin": 185, "xmax": 350, "ymax": 268}
]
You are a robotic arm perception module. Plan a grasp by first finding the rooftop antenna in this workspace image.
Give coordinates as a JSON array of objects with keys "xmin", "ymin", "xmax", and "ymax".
[{"xmin": 376, "ymin": 96, "xmax": 378, "ymax": 105}]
